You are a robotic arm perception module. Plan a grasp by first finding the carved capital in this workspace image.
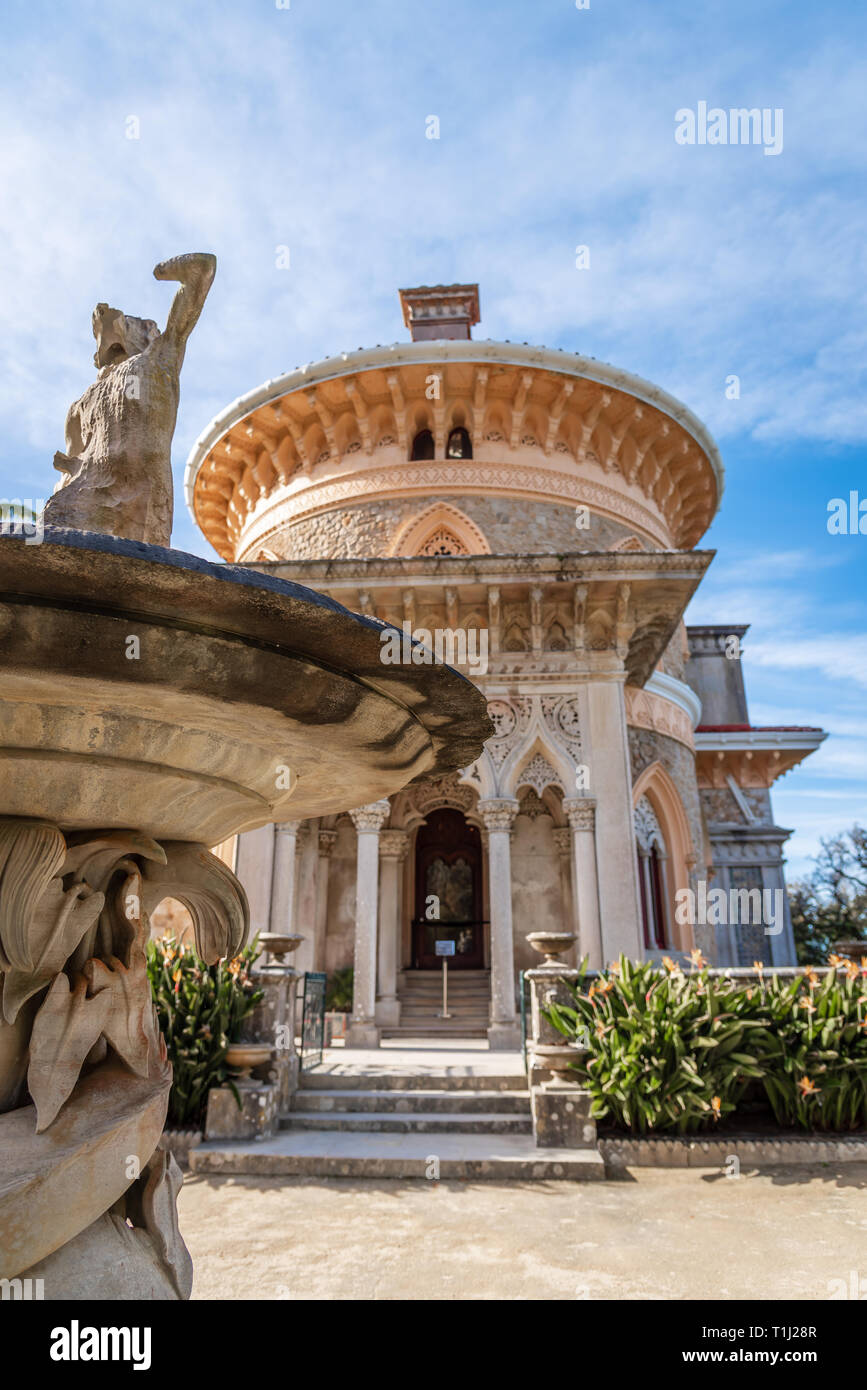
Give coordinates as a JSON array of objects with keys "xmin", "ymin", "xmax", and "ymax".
[
  {"xmin": 562, "ymin": 797, "xmax": 597, "ymax": 832},
  {"xmin": 552, "ymin": 827, "xmax": 573, "ymax": 856},
  {"xmin": 379, "ymin": 829, "xmax": 410, "ymax": 861},
  {"xmin": 349, "ymin": 799, "xmax": 391, "ymax": 834},
  {"xmin": 478, "ymin": 798, "xmax": 520, "ymax": 833},
  {"xmin": 317, "ymin": 829, "xmax": 338, "ymax": 858}
]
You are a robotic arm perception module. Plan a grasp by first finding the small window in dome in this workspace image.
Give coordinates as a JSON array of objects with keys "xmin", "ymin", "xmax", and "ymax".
[
  {"xmin": 446, "ymin": 427, "xmax": 472, "ymax": 459},
  {"xmin": 410, "ymin": 429, "xmax": 435, "ymax": 460}
]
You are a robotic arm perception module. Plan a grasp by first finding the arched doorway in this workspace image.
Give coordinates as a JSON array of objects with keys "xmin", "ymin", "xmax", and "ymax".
[{"xmin": 413, "ymin": 807, "xmax": 484, "ymax": 968}]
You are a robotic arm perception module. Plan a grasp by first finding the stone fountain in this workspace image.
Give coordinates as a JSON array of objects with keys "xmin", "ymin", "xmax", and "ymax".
[{"xmin": 0, "ymin": 254, "xmax": 490, "ymax": 1298}]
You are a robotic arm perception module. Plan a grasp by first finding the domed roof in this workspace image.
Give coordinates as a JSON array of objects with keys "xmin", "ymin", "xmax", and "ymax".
[{"xmin": 186, "ymin": 288, "xmax": 723, "ymax": 562}]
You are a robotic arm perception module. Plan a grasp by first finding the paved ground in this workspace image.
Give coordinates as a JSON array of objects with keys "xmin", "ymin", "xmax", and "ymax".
[{"xmin": 180, "ymin": 1163, "xmax": 867, "ymax": 1300}]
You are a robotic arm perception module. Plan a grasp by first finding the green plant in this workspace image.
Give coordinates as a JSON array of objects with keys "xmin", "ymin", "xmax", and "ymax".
[
  {"xmin": 758, "ymin": 960, "xmax": 867, "ymax": 1130},
  {"xmin": 544, "ymin": 954, "xmax": 867, "ymax": 1134},
  {"xmin": 146, "ymin": 933, "xmax": 263, "ymax": 1127},
  {"xmin": 326, "ymin": 966, "xmax": 353, "ymax": 1012}
]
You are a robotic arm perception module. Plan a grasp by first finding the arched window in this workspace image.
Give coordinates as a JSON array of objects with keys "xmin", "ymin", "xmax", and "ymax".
[
  {"xmin": 634, "ymin": 796, "xmax": 669, "ymax": 951},
  {"xmin": 446, "ymin": 426, "xmax": 472, "ymax": 459},
  {"xmin": 410, "ymin": 429, "xmax": 435, "ymax": 460}
]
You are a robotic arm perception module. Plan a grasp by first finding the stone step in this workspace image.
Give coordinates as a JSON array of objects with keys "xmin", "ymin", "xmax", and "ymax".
[
  {"xmin": 191, "ymin": 1131, "xmax": 605, "ymax": 1181},
  {"xmin": 299, "ymin": 1071, "xmax": 524, "ymax": 1092},
  {"xmin": 294, "ymin": 1088, "xmax": 531, "ymax": 1114},
  {"xmin": 283, "ymin": 1112, "xmax": 533, "ymax": 1134},
  {"xmin": 380, "ymin": 1026, "xmax": 489, "ymax": 1039}
]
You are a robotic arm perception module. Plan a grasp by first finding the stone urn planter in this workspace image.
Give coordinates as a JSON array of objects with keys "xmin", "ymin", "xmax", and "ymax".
[
  {"xmin": 531, "ymin": 1041, "xmax": 587, "ymax": 1083},
  {"xmin": 527, "ymin": 931, "xmax": 578, "ymax": 965},
  {"xmin": 258, "ymin": 932, "xmax": 304, "ymax": 963},
  {"xmin": 225, "ymin": 1042, "xmax": 273, "ymax": 1082}
]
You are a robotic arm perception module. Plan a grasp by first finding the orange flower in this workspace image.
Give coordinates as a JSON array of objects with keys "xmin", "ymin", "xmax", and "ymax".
[
  {"xmin": 799, "ymin": 998, "xmax": 817, "ymax": 1014},
  {"xmin": 752, "ymin": 960, "xmax": 765, "ymax": 975},
  {"xmin": 828, "ymin": 954, "xmax": 843, "ymax": 968},
  {"xmin": 607, "ymin": 960, "xmax": 621, "ymax": 976},
  {"xmin": 172, "ymin": 967, "xmax": 182, "ymax": 983},
  {"xmin": 227, "ymin": 959, "xmax": 242, "ymax": 977},
  {"xmin": 861, "ymin": 957, "xmax": 867, "ymax": 972},
  {"xmin": 711, "ymin": 1096, "xmax": 722, "ymax": 1119},
  {"xmin": 804, "ymin": 966, "xmax": 818, "ymax": 987},
  {"xmin": 845, "ymin": 960, "xmax": 859, "ymax": 980},
  {"xmin": 797, "ymin": 1076, "xmax": 818, "ymax": 1097},
  {"xmin": 689, "ymin": 949, "xmax": 706, "ymax": 970},
  {"xmin": 662, "ymin": 956, "xmax": 680, "ymax": 974},
  {"xmin": 597, "ymin": 978, "xmax": 615, "ymax": 995}
]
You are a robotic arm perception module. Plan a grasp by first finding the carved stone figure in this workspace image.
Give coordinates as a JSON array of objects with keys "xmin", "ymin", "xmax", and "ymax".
[{"xmin": 43, "ymin": 253, "xmax": 216, "ymax": 546}]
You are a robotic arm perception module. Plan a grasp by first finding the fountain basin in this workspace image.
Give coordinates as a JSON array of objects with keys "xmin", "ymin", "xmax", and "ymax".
[{"xmin": 0, "ymin": 530, "xmax": 490, "ymax": 841}]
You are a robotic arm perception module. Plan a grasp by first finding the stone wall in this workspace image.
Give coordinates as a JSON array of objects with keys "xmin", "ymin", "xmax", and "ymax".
[
  {"xmin": 260, "ymin": 494, "xmax": 645, "ymax": 561},
  {"xmin": 510, "ymin": 812, "xmax": 566, "ymax": 972}
]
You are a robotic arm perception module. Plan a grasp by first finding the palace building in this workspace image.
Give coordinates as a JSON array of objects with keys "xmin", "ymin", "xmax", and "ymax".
[{"xmin": 183, "ymin": 284, "xmax": 825, "ymax": 1048}]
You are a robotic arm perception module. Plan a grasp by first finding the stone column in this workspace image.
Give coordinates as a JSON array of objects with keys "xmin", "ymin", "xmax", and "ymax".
[
  {"xmin": 581, "ymin": 679, "xmax": 643, "ymax": 959},
  {"xmin": 376, "ymin": 829, "xmax": 409, "ymax": 1028},
  {"xmin": 269, "ymin": 820, "xmax": 301, "ymax": 937},
  {"xmin": 552, "ymin": 826, "xmax": 578, "ymax": 966},
  {"xmin": 562, "ymin": 797, "xmax": 604, "ymax": 969},
  {"xmin": 234, "ymin": 824, "xmax": 276, "ymax": 937},
  {"xmin": 346, "ymin": 800, "xmax": 391, "ymax": 1047},
  {"xmin": 479, "ymin": 798, "xmax": 521, "ymax": 1050},
  {"xmin": 313, "ymin": 829, "xmax": 337, "ymax": 972},
  {"xmin": 293, "ymin": 825, "xmax": 318, "ymax": 976}
]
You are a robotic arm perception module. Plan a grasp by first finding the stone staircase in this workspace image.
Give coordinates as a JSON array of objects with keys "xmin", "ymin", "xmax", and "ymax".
[
  {"xmin": 384, "ymin": 969, "xmax": 490, "ymax": 1039},
  {"xmin": 191, "ymin": 1063, "xmax": 605, "ymax": 1180}
]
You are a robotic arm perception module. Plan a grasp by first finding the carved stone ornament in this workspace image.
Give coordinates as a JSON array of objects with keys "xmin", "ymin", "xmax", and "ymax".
[{"xmin": 0, "ymin": 817, "xmax": 248, "ymax": 1293}]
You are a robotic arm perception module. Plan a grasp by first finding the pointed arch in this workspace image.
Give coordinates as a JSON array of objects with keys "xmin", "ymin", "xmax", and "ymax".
[
  {"xmin": 389, "ymin": 502, "xmax": 491, "ymax": 557},
  {"xmin": 632, "ymin": 760, "xmax": 695, "ymax": 952}
]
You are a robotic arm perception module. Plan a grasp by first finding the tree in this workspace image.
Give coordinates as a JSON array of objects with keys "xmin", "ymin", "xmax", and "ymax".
[{"xmin": 790, "ymin": 825, "xmax": 867, "ymax": 965}]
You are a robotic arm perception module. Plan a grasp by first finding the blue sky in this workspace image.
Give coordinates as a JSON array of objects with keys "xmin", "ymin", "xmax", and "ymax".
[{"xmin": 1, "ymin": 0, "xmax": 865, "ymax": 875}]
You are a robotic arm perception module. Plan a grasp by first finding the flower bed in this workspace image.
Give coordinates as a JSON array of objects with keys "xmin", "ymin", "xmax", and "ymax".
[
  {"xmin": 146, "ymin": 935, "xmax": 263, "ymax": 1128},
  {"xmin": 545, "ymin": 953, "xmax": 867, "ymax": 1135}
]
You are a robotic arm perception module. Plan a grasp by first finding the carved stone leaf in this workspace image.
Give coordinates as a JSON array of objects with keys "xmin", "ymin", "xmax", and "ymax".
[
  {"xmin": 62, "ymin": 832, "xmax": 167, "ymax": 892},
  {"xmin": 0, "ymin": 820, "xmax": 66, "ymax": 974},
  {"xmin": 141, "ymin": 842, "xmax": 248, "ymax": 964},
  {"xmin": 83, "ymin": 951, "xmax": 158, "ymax": 1081},
  {"xmin": 28, "ymin": 973, "xmax": 112, "ymax": 1132},
  {"xmin": 1, "ymin": 880, "xmax": 104, "ymax": 1025}
]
